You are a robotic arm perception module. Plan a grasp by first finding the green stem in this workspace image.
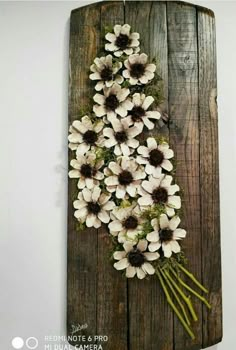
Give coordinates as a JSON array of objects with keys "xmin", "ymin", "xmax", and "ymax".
[
  {"xmin": 160, "ymin": 269, "xmax": 191, "ymax": 326},
  {"xmin": 156, "ymin": 269, "xmax": 195, "ymax": 340},
  {"xmin": 164, "ymin": 270, "xmax": 198, "ymax": 322},
  {"xmin": 177, "ymin": 263, "xmax": 209, "ymax": 294},
  {"xmin": 170, "ymin": 267, "xmax": 211, "ymax": 309}
]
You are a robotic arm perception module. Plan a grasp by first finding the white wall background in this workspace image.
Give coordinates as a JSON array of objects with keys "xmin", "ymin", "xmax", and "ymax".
[{"xmin": 0, "ymin": 1, "xmax": 235, "ymax": 349}]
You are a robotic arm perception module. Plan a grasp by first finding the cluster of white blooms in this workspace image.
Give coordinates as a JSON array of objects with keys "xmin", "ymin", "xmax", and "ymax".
[{"xmin": 68, "ymin": 24, "xmax": 186, "ymax": 279}]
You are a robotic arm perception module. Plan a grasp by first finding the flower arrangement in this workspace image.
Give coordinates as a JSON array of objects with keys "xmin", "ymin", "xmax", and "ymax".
[{"xmin": 68, "ymin": 23, "xmax": 211, "ymax": 340}]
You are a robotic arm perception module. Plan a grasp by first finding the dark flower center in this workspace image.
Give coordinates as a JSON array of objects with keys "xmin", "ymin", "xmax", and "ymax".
[
  {"xmin": 115, "ymin": 34, "xmax": 130, "ymax": 50},
  {"xmin": 130, "ymin": 106, "xmax": 145, "ymax": 122},
  {"xmin": 130, "ymin": 63, "xmax": 146, "ymax": 79},
  {"xmin": 123, "ymin": 215, "xmax": 138, "ymax": 229},
  {"xmin": 83, "ymin": 130, "xmax": 98, "ymax": 145},
  {"xmin": 87, "ymin": 202, "xmax": 101, "ymax": 215},
  {"xmin": 118, "ymin": 170, "xmax": 133, "ymax": 186},
  {"xmin": 80, "ymin": 164, "xmax": 96, "ymax": 178},
  {"xmin": 152, "ymin": 187, "xmax": 168, "ymax": 204},
  {"xmin": 105, "ymin": 94, "xmax": 119, "ymax": 111},
  {"xmin": 149, "ymin": 149, "xmax": 164, "ymax": 167},
  {"xmin": 115, "ymin": 131, "xmax": 128, "ymax": 143},
  {"xmin": 100, "ymin": 66, "xmax": 113, "ymax": 81},
  {"xmin": 159, "ymin": 229, "xmax": 173, "ymax": 242},
  {"xmin": 128, "ymin": 249, "xmax": 146, "ymax": 267}
]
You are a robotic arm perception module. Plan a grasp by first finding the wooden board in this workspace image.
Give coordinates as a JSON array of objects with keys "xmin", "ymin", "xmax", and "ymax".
[{"xmin": 67, "ymin": 1, "xmax": 222, "ymax": 349}]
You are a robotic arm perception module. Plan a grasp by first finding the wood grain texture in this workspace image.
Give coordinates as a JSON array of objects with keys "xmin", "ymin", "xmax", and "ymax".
[
  {"xmin": 67, "ymin": 1, "xmax": 222, "ymax": 349},
  {"xmin": 198, "ymin": 8, "xmax": 223, "ymax": 348},
  {"xmin": 167, "ymin": 3, "xmax": 202, "ymax": 349}
]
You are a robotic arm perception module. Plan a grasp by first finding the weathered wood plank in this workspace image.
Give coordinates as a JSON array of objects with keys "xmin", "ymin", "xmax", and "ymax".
[
  {"xmin": 198, "ymin": 8, "xmax": 223, "ymax": 348},
  {"xmin": 96, "ymin": 2, "xmax": 128, "ymax": 350},
  {"xmin": 67, "ymin": 3, "xmax": 101, "ymax": 345},
  {"xmin": 67, "ymin": 2, "xmax": 222, "ymax": 349},
  {"xmin": 125, "ymin": 2, "xmax": 173, "ymax": 350},
  {"xmin": 167, "ymin": 2, "xmax": 202, "ymax": 349}
]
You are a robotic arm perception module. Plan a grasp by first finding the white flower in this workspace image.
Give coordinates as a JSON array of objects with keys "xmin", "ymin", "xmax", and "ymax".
[
  {"xmin": 109, "ymin": 204, "xmax": 143, "ymax": 243},
  {"xmin": 124, "ymin": 93, "xmax": 161, "ymax": 130},
  {"xmin": 73, "ymin": 187, "xmax": 115, "ymax": 228},
  {"xmin": 138, "ymin": 175, "xmax": 181, "ymax": 217},
  {"xmin": 103, "ymin": 118, "xmax": 141, "ymax": 156},
  {"xmin": 105, "ymin": 24, "xmax": 140, "ymax": 57},
  {"xmin": 104, "ymin": 157, "xmax": 146, "ymax": 198},
  {"xmin": 113, "ymin": 240, "xmax": 159, "ymax": 279},
  {"xmin": 123, "ymin": 53, "xmax": 156, "ymax": 85},
  {"xmin": 68, "ymin": 153, "xmax": 104, "ymax": 189},
  {"xmin": 68, "ymin": 116, "xmax": 104, "ymax": 156},
  {"xmin": 137, "ymin": 137, "xmax": 174, "ymax": 178},
  {"xmin": 147, "ymin": 214, "xmax": 187, "ymax": 258},
  {"xmin": 93, "ymin": 83, "xmax": 133, "ymax": 122},
  {"xmin": 89, "ymin": 55, "xmax": 124, "ymax": 91}
]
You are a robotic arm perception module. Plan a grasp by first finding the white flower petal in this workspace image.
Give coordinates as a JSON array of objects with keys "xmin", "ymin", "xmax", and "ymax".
[
  {"xmin": 120, "ymin": 143, "xmax": 130, "ymax": 156},
  {"xmin": 109, "ymin": 220, "xmax": 123, "ymax": 232},
  {"xmin": 126, "ymin": 266, "xmax": 136, "ymax": 278},
  {"xmin": 68, "ymin": 170, "xmax": 80, "ymax": 178},
  {"xmin": 109, "ymin": 162, "xmax": 121, "ymax": 175},
  {"xmin": 114, "ymin": 258, "xmax": 129, "ymax": 270},
  {"xmin": 142, "ymin": 262, "xmax": 156, "ymax": 275},
  {"xmin": 105, "ymin": 175, "xmax": 119, "ymax": 186},
  {"xmin": 159, "ymin": 214, "xmax": 169, "ymax": 229},
  {"xmin": 113, "ymin": 251, "xmax": 126, "ymax": 260},
  {"xmin": 138, "ymin": 195, "xmax": 152, "ymax": 206},
  {"xmin": 168, "ymin": 196, "xmax": 181, "ymax": 209},
  {"xmin": 147, "ymin": 137, "xmax": 157, "ymax": 150},
  {"xmin": 137, "ymin": 267, "xmax": 146, "ymax": 279},
  {"xmin": 162, "ymin": 242, "xmax": 172, "ymax": 258},
  {"xmin": 102, "ymin": 201, "xmax": 115, "ymax": 211},
  {"xmin": 116, "ymin": 185, "xmax": 126, "ymax": 199},
  {"xmin": 85, "ymin": 178, "xmax": 94, "ymax": 189},
  {"xmin": 82, "ymin": 188, "xmax": 92, "ymax": 202},
  {"xmin": 92, "ymin": 187, "xmax": 101, "ymax": 201},
  {"xmin": 146, "ymin": 110, "xmax": 161, "ymax": 120},
  {"xmin": 169, "ymin": 216, "xmax": 181, "ymax": 231},
  {"xmin": 143, "ymin": 117, "xmax": 155, "ymax": 130},
  {"xmin": 137, "ymin": 146, "xmax": 149, "ymax": 157},
  {"xmin": 149, "ymin": 242, "xmax": 161, "ymax": 252},
  {"xmin": 170, "ymin": 240, "xmax": 181, "ymax": 253},
  {"xmin": 98, "ymin": 210, "xmax": 110, "ymax": 224},
  {"xmin": 76, "ymin": 143, "xmax": 90, "ymax": 156},
  {"xmin": 143, "ymin": 252, "xmax": 159, "ymax": 261},
  {"xmin": 73, "ymin": 200, "xmax": 87, "ymax": 210},
  {"xmin": 105, "ymin": 32, "xmax": 116, "ymax": 43},
  {"xmin": 141, "ymin": 180, "xmax": 155, "ymax": 194},
  {"xmin": 124, "ymin": 241, "xmax": 134, "ymax": 253},
  {"xmin": 162, "ymin": 159, "xmax": 173, "ymax": 172},
  {"xmin": 146, "ymin": 231, "xmax": 159, "ymax": 243},
  {"xmin": 173, "ymin": 228, "xmax": 187, "ymax": 239},
  {"xmin": 126, "ymin": 184, "xmax": 137, "ymax": 197},
  {"xmin": 137, "ymin": 239, "xmax": 148, "ymax": 252},
  {"xmin": 146, "ymin": 63, "xmax": 156, "ymax": 73},
  {"xmin": 93, "ymin": 104, "xmax": 106, "ymax": 117},
  {"xmin": 86, "ymin": 214, "xmax": 96, "ymax": 227},
  {"xmin": 142, "ymin": 96, "xmax": 154, "ymax": 110},
  {"xmin": 74, "ymin": 207, "xmax": 87, "ymax": 220}
]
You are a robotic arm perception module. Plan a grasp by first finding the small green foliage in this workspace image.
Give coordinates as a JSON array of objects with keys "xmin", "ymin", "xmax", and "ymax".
[
  {"xmin": 136, "ymin": 220, "xmax": 153, "ymax": 240},
  {"xmin": 141, "ymin": 203, "xmax": 167, "ymax": 220},
  {"xmin": 103, "ymin": 25, "xmax": 114, "ymax": 35},
  {"xmin": 95, "ymin": 147, "xmax": 116, "ymax": 167},
  {"xmin": 154, "ymin": 135, "xmax": 168, "ymax": 145},
  {"xmin": 76, "ymin": 221, "xmax": 86, "ymax": 232}
]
